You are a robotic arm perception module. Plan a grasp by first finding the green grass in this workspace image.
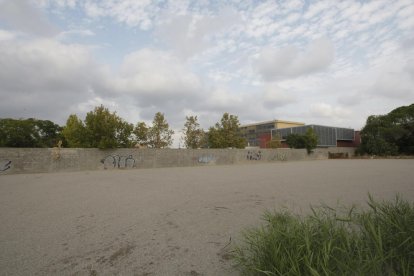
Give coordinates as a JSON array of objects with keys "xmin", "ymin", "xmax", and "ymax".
[{"xmin": 233, "ymin": 195, "xmax": 414, "ymax": 276}]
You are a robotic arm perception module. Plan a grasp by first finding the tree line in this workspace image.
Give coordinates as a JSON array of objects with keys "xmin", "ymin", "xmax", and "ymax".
[
  {"xmin": 2, "ymin": 103, "xmax": 412, "ymax": 154},
  {"xmin": 0, "ymin": 105, "xmax": 247, "ymax": 149}
]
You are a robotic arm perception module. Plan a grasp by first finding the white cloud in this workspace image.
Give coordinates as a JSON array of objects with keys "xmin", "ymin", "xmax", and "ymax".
[
  {"xmin": 256, "ymin": 37, "xmax": 334, "ymax": 81},
  {"xmin": 82, "ymin": 0, "xmax": 157, "ymax": 30},
  {"xmin": 0, "ymin": 29, "xmax": 17, "ymax": 41},
  {"xmin": 118, "ymin": 49, "xmax": 201, "ymax": 102},
  {"xmin": 156, "ymin": 7, "xmax": 241, "ymax": 59},
  {"xmin": 262, "ymin": 83, "xmax": 296, "ymax": 109},
  {"xmin": 310, "ymin": 103, "xmax": 352, "ymax": 119}
]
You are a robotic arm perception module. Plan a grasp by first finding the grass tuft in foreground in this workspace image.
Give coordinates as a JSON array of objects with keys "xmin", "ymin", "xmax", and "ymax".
[{"xmin": 233, "ymin": 195, "xmax": 414, "ymax": 276}]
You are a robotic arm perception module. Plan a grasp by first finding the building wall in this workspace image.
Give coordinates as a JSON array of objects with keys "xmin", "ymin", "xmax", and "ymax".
[
  {"xmin": 275, "ymin": 121, "xmax": 305, "ymax": 129},
  {"xmin": 0, "ymin": 147, "xmax": 356, "ymax": 175},
  {"xmin": 240, "ymin": 120, "xmax": 304, "ymax": 147}
]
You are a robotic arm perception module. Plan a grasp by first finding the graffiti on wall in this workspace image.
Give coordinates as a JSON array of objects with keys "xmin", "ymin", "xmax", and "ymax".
[
  {"xmin": 269, "ymin": 153, "xmax": 287, "ymax": 161},
  {"xmin": 0, "ymin": 160, "xmax": 12, "ymax": 172},
  {"xmin": 198, "ymin": 155, "xmax": 215, "ymax": 164},
  {"xmin": 247, "ymin": 150, "xmax": 262, "ymax": 161},
  {"xmin": 101, "ymin": 155, "xmax": 135, "ymax": 169}
]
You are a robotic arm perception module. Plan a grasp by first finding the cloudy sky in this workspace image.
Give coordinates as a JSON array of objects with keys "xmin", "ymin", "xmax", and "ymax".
[{"xmin": 0, "ymin": 0, "xmax": 413, "ymax": 146}]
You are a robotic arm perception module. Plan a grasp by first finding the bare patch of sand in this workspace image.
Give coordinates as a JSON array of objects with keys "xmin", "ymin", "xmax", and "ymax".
[{"xmin": 1, "ymin": 160, "xmax": 413, "ymax": 275}]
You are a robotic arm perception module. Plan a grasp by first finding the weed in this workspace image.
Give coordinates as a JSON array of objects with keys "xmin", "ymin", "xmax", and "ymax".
[{"xmin": 233, "ymin": 195, "xmax": 414, "ymax": 276}]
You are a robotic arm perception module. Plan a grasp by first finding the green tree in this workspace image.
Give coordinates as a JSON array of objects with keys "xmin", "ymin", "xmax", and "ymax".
[
  {"xmin": 286, "ymin": 128, "xmax": 318, "ymax": 154},
  {"xmin": 116, "ymin": 120, "xmax": 134, "ymax": 148},
  {"xmin": 34, "ymin": 119, "xmax": 63, "ymax": 147},
  {"xmin": 182, "ymin": 116, "xmax": 204, "ymax": 149},
  {"xmin": 207, "ymin": 113, "xmax": 246, "ymax": 148},
  {"xmin": 83, "ymin": 105, "xmax": 133, "ymax": 149},
  {"xmin": 305, "ymin": 128, "xmax": 318, "ymax": 153},
  {"xmin": 147, "ymin": 112, "xmax": 174, "ymax": 148},
  {"xmin": 0, "ymin": 118, "xmax": 61, "ymax": 148},
  {"xmin": 134, "ymin": 122, "xmax": 149, "ymax": 147},
  {"xmin": 286, "ymin": 133, "xmax": 307, "ymax": 149},
  {"xmin": 62, "ymin": 114, "xmax": 88, "ymax": 148},
  {"xmin": 359, "ymin": 104, "xmax": 414, "ymax": 155},
  {"xmin": 62, "ymin": 105, "xmax": 134, "ymax": 149}
]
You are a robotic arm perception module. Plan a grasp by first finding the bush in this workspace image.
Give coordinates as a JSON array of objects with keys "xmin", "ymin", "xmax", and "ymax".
[
  {"xmin": 233, "ymin": 195, "xmax": 414, "ymax": 276},
  {"xmin": 286, "ymin": 128, "xmax": 318, "ymax": 154}
]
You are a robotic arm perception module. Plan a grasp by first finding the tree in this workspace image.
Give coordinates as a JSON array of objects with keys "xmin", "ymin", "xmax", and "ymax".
[
  {"xmin": 0, "ymin": 118, "xmax": 61, "ymax": 148},
  {"xmin": 134, "ymin": 122, "xmax": 149, "ymax": 147},
  {"xmin": 62, "ymin": 105, "xmax": 134, "ymax": 149},
  {"xmin": 286, "ymin": 128, "xmax": 318, "ymax": 154},
  {"xmin": 116, "ymin": 120, "xmax": 134, "ymax": 148},
  {"xmin": 359, "ymin": 104, "xmax": 414, "ymax": 155},
  {"xmin": 147, "ymin": 112, "xmax": 174, "ymax": 148},
  {"xmin": 182, "ymin": 116, "xmax": 204, "ymax": 149},
  {"xmin": 304, "ymin": 128, "xmax": 318, "ymax": 154},
  {"xmin": 62, "ymin": 114, "xmax": 88, "ymax": 148},
  {"xmin": 207, "ymin": 113, "xmax": 246, "ymax": 148}
]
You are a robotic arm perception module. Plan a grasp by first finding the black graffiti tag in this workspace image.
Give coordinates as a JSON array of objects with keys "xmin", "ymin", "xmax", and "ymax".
[
  {"xmin": 101, "ymin": 155, "xmax": 135, "ymax": 169},
  {"xmin": 247, "ymin": 151, "xmax": 262, "ymax": 161},
  {"xmin": 0, "ymin": 160, "xmax": 12, "ymax": 172}
]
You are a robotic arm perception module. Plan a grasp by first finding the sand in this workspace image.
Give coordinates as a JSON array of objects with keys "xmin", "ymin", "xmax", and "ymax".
[{"xmin": 1, "ymin": 159, "xmax": 414, "ymax": 275}]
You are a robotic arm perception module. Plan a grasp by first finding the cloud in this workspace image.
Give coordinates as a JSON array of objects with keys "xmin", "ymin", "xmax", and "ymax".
[
  {"xmin": 82, "ymin": 0, "xmax": 158, "ymax": 30},
  {"xmin": 0, "ymin": 29, "xmax": 17, "ymax": 41},
  {"xmin": 56, "ymin": 29, "xmax": 95, "ymax": 41},
  {"xmin": 118, "ymin": 49, "xmax": 202, "ymax": 103},
  {"xmin": 0, "ymin": 0, "xmax": 58, "ymax": 36},
  {"xmin": 262, "ymin": 83, "xmax": 297, "ymax": 109},
  {"xmin": 0, "ymin": 37, "xmax": 109, "ymax": 123},
  {"xmin": 310, "ymin": 103, "xmax": 352, "ymax": 119},
  {"xmin": 156, "ymin": 7, "xmax": 241, "ymax": 58},
  {"xmin": 256, "ymin": 37, "xmax": 334, "ymax": 81}
]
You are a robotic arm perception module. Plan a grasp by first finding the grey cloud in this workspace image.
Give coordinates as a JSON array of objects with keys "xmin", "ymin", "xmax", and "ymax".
[
  {"xmin": 256, "ymin": 37, "xmax": 334, "ymax": 81},
  {"xmin": 0, "ymin": 0, "xmax": 58, "ymax": 36},
  {"xmin": 0, "ymin": 38, "xmax": 108, "ymax": 124}
]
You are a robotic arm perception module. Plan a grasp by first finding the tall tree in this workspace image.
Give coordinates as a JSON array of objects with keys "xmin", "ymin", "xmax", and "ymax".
[
  {"xmin": 207, "ymin": 113, "xmax": 246, "ymax": 148},
  {"xmin": 62, "ymin": 114, "xmax": 88, "ymax": 148},
  {"xmin": 134, "ymin": 122, "xmax": 149, "ymax": 147},
  {"xmin": 182, "ymin": 115, "xmax": 204, "ymax": 149},
  {"xmin": 147, "ymin": 112, "xmax": 174, "ymax": 148}
]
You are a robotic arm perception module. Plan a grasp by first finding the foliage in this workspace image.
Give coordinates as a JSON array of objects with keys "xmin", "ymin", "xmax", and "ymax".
[
  {"xmin": 0, "ymin": 118, "xmax": 62, "ymax": 147},
  {"xmin": 207, "ymin": 113, "xmax": 246, "ymax": 148},
  {"xmin": 233, "ymin": 194, "xmax": 414, "ymax": 276},
  {"xmin": 182, "ymin": 116, "xmax": 204, "ymax": 149},
  {"xmin": 147, "ymin": 112, "xmax": 174, "ymax": 148},
  {"xmin": 133, "ymin": 122, "xmax": 149, "ymax": 147},
  {"xmin": 286, "ymin": 128, "xmax": 318, "ymax": 153},
  {"xmin": 359, "ymin": 104, "xmax": 414, "ymax": 155},
  {"xmin": 62, "ymin": 105, "xmax": 133, "ymax": 149},
  {"xmin": 62, "ymin": 115, "xmax": 88, "ymax": 147}
]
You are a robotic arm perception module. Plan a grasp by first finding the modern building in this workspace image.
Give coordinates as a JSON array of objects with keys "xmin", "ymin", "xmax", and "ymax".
[
  {"xmin": 239, "ymin": 120, "xmax": 359, "ymax": 148},
  {"xmin": 239, "ymin": 120, "xmax": 305, "ymax": 147},
  {"xmin": 272, "ymin": 125, "xmax": 357, "ymax": 148}
]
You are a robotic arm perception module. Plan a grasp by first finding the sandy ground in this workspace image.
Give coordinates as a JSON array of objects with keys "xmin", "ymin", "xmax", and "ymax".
[{"xmin": 1, "ymin": 159, "xmax": 414, "ymax": 276}]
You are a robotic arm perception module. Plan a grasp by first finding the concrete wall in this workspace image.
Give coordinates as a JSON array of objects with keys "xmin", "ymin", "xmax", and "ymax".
[{"xmin": 0, "ymin": 147, "xmax": 356, "ymax": 175}]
